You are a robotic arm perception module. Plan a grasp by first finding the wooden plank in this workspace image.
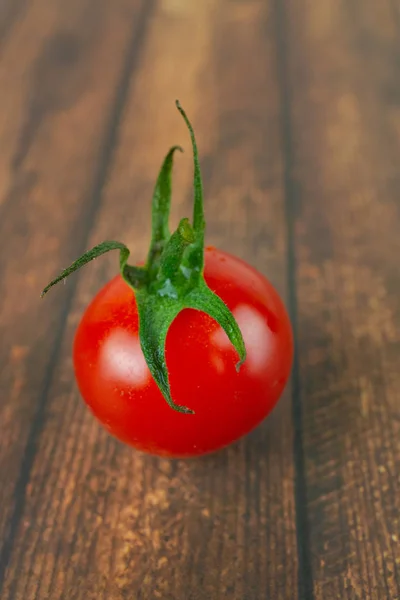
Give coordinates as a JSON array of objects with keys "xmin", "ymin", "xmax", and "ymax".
[
  {"xmin": 0, "ymin": 0, "xmax": 29, "ymax": 52},
  {"xmin": 0, "ymin": 0, "xmax": 152, "ymax": 591},
  {"xmin": 1, "ymin": 1, "xmax": 297, "ymax": 599},
  {"xmin": 280, "ymin": 0, "xmax": 400, "ymax": 598}
]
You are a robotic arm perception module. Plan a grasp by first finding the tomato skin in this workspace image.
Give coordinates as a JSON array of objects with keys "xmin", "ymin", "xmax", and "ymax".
[{"xmin": 73, "ymin": 247, "xmax": 293, "ymax": 457}]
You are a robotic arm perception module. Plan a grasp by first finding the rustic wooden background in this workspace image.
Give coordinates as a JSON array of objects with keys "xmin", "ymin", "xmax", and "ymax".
[{"xmin": 0, "ymin": 0, "xmax": 399, "ymax": 598}]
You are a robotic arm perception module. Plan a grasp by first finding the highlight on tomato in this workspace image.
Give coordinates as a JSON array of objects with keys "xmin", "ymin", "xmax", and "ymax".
[{"xmin": 42, "ymin": 101, "xmax": 293, "ymax": 458}]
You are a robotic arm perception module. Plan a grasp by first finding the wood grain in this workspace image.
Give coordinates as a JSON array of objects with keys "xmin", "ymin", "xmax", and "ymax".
[
  {"xmin": 280, "ymin": 0, "xmax": 400, "ymax": 598},
  {"xmin": 0, "ymin": 0, "xmax": 29, "ymax": 52},
  {"xmin": 2, "ymin": 0, "xmax": 400, "ymax": 598},
  {"xmin": 0, "ymin": 0, "xmax": 152, "ymax": 590},
  {"xmin": 0, "ymin": 1, "xmax": 297, "ymax": 599}
]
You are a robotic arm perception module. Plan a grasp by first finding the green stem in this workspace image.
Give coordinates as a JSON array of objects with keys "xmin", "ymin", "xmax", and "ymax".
[{"xmin": 157, "ymin": 218, "xmax": 195, "ymax": 289}]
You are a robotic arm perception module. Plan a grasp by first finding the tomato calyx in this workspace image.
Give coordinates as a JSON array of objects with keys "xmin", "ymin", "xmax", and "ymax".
[{"xmin": 41, "ymin": 101, "xmax": 247, "ymax": 414}]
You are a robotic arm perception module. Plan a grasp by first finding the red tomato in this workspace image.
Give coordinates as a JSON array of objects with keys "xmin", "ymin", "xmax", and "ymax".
[{"xmin": 73, "ymin": 246, "xmax": 293, "ymax": 457}]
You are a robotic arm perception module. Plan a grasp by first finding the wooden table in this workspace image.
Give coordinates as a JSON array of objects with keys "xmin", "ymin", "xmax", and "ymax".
[{"xmin": 1, "ymin": 1, "xmax": 399, "ymax": 598}]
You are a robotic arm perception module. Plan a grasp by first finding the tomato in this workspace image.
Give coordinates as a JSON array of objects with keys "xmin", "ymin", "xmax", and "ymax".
[
  {"xmin": 43, "ymin": 102, "xmax": 293, "ymax": 457},
  {"xmin": 73, "ymin": 246, "xmax": 293, "ymax": 457}
]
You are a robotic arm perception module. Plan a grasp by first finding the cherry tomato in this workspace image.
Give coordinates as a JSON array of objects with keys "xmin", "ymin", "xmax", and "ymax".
[
  {"xmin": 43, "ymin": 102, "xmax": 293, "ymax": 457},
  {"xmin": 73, "ymin": 246, "xmax": 293, "ymax": 457}
]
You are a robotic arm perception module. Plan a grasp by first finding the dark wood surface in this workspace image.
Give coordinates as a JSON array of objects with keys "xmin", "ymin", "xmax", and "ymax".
[{"xmin": 0, "ymin": 1, "xmax": 399, "ymax": 598}]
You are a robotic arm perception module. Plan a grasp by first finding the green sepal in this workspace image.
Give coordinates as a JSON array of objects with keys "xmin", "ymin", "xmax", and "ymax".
[
  {"xmin": 134, "ymin": 291, "xmax": 192, "ymax": 413},
  {"xmin": 41, "ymin": 102, "xmax": 247, "ymax": 415},
  {"xmin": 147, "ymin": 145, "xmax": 183, "ymax": 276},
  {"xmin": 130, "ymin": 280, "xmax": 247, "ymax": 415},
  {"xmin": 175, "ymin": 100, "xmax": 205, "ymax": 282},
  {"xmin": 41, "ymin": 241, "xmax": 146, "ymax": 298},
  {"xmin": 185, "ymin": 282, "xmax": 246, "ymax": 372}
]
